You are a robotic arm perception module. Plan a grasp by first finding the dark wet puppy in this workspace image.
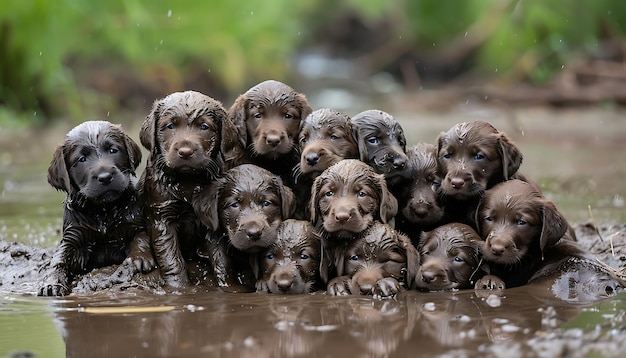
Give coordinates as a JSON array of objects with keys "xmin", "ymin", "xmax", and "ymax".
[
  {"xmin": 395, "ymin": 143, "xmax": 446, "ymax": 242},
  {"xmin": 414, "ymin": 223, "xmax": 484, "ymax": 291},
  {"xmin": 228, "ymin": 80, "xmax": 312, "ymax": 183},
  {"xmin": 351, "ymin": 109, "xmax": 409, "ymax": 189},
  {"xmin": 193, "ymin": 164, "xmax": 296, "ymax": 286},
  {"xmin": 474, "ymin": 179, "xmax": 584, "ymax": 289},
  {"xmin": 139, "ymin": 91, "xmax": 241, "ymax": 288},
  {"xmin": 310, "ymin": 159, "xmax": 397, "ymax": 241},
  {"xmin": 326, "ymin": 222, "xmax": 419, "ymax": 298},
  {"xmin": 255, "ymin": 219, "xmax": 321, "ymax": 294},
  {"xmin": 40, "ymin": 121, "xmax": 154, "ymax": 296}
]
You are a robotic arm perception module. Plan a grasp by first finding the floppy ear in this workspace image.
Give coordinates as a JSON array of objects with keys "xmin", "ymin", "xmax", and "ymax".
[
  {"xmin": 140, "ymin": 99, "xmax": 160, "ymax": 151},
  {"xmin": 221, "ymin": 107, "xmax": 246, "ymax": 168},
  {"xmin": 334, "ymin": 245, "xmax": 346, "ymax": 277},
  {"xmin": 249, "ymin": 253, "xmax": 261, "ymax": 280},
  {"xmin": 226, "ymin": 95, "xmax": 249, "ymax": 160},
  {"xmin": 399, "ymin": 232, "xmax": 420, "ymax": 290},
  {"xmin": 192, "ymin": 178, "xmax": 223, "ymax": 232},
  {"xmin": 319, "ymin": 240, "xmax": 334, "ymax": 284},
  {"xmin": 296, "ymin": 93, "xmax": 313, "ymax": 121},
  {"xmin": 497, "ymin": 133, "xmax": 523, "ymax": 180},
  {"xmin": 375, "ymin": 173, "xmax": 398, "ymax": 225},
  {"xmin": 47, "ymin": 144, "xmax": 72, "ymax": 193},
  {"xmin": 121, "ymin": 131, "xmax": 143, "ymax": 174},
  {"xmin": 275, "ymin": 178, "xmax": 296, "ymax": 219},
  {"xmin": 435, "ymin": 132, "xmax": 447, "ymax": 156},
  {"xmin": 309, "ymin": 175, "xmax": 325, "ymax": 226},
  {"xmin": 539, "ymin": 199, "xmax": 568, "ymax": 253}
]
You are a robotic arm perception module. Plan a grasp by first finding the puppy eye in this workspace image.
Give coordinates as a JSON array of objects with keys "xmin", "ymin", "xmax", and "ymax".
[
  {"xmin": 230, "ymin": 202, "xmax": 239, "ymax": 208},
  {"xmin": 357, "ymin": 191, "xmax": 367, "ymax": 197},
  {"xmin": 350, "ymin": 255, "xmax": 359, "ymax": 261},
  {"xmin": 300, "ymin": 254, "xmax": 309, "ymax": 260},
  {"xmin": 254, "ymin": 113, "xmax": 263, "ymax": 119},
  {"xmin": 200, "ymin": 123, "xmax": 210, "ymax": 130},
  {"xmin": 77, "ymin": 156, "xmax": 87, "ymax": 163},
  {"xmin": 432, "ymin": 180, "xmax": 441, "ymax": 187},
  {"xmin": 329, "ymin": 134, "xmax": 338, "ymax": 140},
  {"xmin": 300, "ymin": 136, "xmax": 308, "ymax": 144},
  {"xmin": 517, "ymin": 219, "xmax": 527, "ymax": 225},
  {"xmin": 166, "ymin": 123, "xmax": 175, "ymax": 129},
  {"xmin": 442, "ymin": 153, "xmax": 451, "ymax": 159},
  {"xmin": 485, "ymin": 216, "xmax": 493, "ymax": 222},
  {"xmin": 109, "ymin": 148, "xmax": 119, "ymax": 154},
  {"xmin": 266, "ymin": 253, "xmax": 274, "ymax": 260},
  {"xmin": 284, "ymin": 113, "xmax": 293, "ymax": 119},
  {"xmin": 367, "ymin": 137, "xmax": 379, "ymax": 145},
  {"xmin": 454, "ymin": 256, "xmax": 464, "ymax": 262},
  {"xmin": 421, "ymin": 251, "xmax": 429, "ymax": 256},
  {"xmin": 325, "ymin": 191, "xmax": 333, "ymax": 197},
  {"xmin": 262, "ymin": 200, "xmax": 272, "ymax": 207},
  {"xmin": 474, "ymin": 153, "xmax": 485, "ymax": 160}
]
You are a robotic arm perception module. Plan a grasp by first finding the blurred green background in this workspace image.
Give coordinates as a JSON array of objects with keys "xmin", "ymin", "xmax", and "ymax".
[{"xmin": 2, "ymin": 0, "xmax": 626, "ymax": 126}]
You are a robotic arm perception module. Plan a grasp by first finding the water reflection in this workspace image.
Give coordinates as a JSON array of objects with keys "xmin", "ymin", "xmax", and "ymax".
[{"xmin": 45, "ymin": 287, "xmax": 605, "ymax": 357}]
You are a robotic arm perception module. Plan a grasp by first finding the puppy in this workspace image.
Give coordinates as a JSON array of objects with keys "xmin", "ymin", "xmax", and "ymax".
[
  {"xmin": 310, "ymin": 159, "xmax": 397, "ymax": 241},
  {"xmin": 193, "ymin": 164, "xmax": 296, "ymax": 286},
  {"xmin": 228, "ymin": 80, "xmax": 312, "ymax": 183},
  {"xmin": 474, "ymin": 179, "xmax": 584, "ymax": 289},
  {"xmin": 351, "ymin": 109, "xmax": 410, "ymax": 189},
  {"xmin": 255, "ymin": 219, "xmax": 321, "ymax": 294},
  {"xmin": 394, "ymin": 143, "xmax": 446, "ymax": 242},
  {"xmin": 326, "ymin": 222, "xmax": 419, "ymax": 298},
  {"xmin": 414, "ymin": 223, "xmax": 484, "ymax": 291},
  {"xmin": 138, "ymin": 91, "xmax": 241, "ymax": 288},
  {"xmin": 40, "ymin": 121, "xmax": 154, "ymax": 296}
]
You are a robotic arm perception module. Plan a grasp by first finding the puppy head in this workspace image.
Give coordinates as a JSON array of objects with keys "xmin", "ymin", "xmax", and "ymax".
[
  {"xmin": 48, "ymin": 121, "xmax": 142, "ymax": 204},
  {"xmin": 415, "ymin": 223, "xmax": 483, "ymax": 291},
  {"xmin": 258, "ymin": 219, "xmax": 321, "ymax": 294},
  {"xmin": 297, "ymin": 108, "xmax": 359, "ymax": 178},
  {"xmin": 436, "ymin": 121, "xmax": 523, "ymax": 200},
  {"xmin": 399, "ymin": 143, "xmax": 445, "ymax": 228},
  {"xmin": 478, "ymin": 179, "xmax": 568, "ymax": 265},
  {"xmin": 229, "ymin": 80, "xmax": 312, "ymax": 161},
  {"xmin": 309, "ymin": 160, "xmax": 398, "ymax": 239},
  {"xmin": 337, "ymin": 222, "xmax": 419, "ymax": 294},
  {"xmin": 215, "ymin": 164, "xmax": 295, "ymax": 252},
  {"xmin": 140, "ymin": 91, "xmax": 239, "ymax": 178},
  {"xmin": 351, "ymin": 109, "xmax": 409, "ymax": 185}
]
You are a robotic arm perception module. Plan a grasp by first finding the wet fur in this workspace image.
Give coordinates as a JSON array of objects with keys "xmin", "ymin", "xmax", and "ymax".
[
  {"xmin": 256, "ymin": 220, "xmax": 321, "ymax": 294},
  {"xmin": 326, "ymin": 222, "xmax": 419, "ymax": 297},
  {"xmin": 415, "ymin": 223, "xmax": 484, "ymax": 291},
  {"xmin": 138, "ymin": 91, "xmax": 240, "ymax": 288},
  {"xmin": 41, "ymin": 121, "xmax": 153, "ymax": 296}
]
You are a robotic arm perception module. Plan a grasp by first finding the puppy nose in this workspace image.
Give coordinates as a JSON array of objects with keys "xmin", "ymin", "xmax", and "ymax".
[
  {"xmin": 178, "ymin": 147, "xmax": 194, "ymax": 159},
  {"xmin": 490, "ymin": 243, "xmax": 506, "ymax": 256},
  {"xmin": 305, "ymin": 152, "xmax": 320, "ymax": 166},
  {"xmin": 359, "ymin": 283, "xmax": 374, "ymax": 295},
  {"xmin": 246, "ymin": 226, "xmax": 262, "ymax": 241},
  {"xmin": 450, "ymin": 177, "xmax": 465, "ymax": 188},
  {"xmin": 265, "ymin": 134, "xmax": 282, "ymax": 147},
  {"xmin": 335, "ymin": 211, "xmax": 351, "ymax": 223},
  {"xmin": 276, "ymin": 278, "xmax": 293, "ymax": 292},
  {"xmin": 97, "ymin": 172, "xmax": 113, "ymax": 185},
  {"xmin": 421, "ymin": 271, "xmax": 436, "ymax": 283},
  {"xmin": 393, "ymin": 156, "xmax": 407, "ymax": 169}
]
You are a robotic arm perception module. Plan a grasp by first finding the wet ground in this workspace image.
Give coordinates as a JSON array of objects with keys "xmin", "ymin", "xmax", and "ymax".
[{"xmin": 1, "ymin": 105, "xmax": 626, "ymax": 357}]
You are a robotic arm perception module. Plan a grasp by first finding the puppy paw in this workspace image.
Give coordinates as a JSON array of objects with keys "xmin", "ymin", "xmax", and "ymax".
[
  {"xmin": 255, "ymin": 279, "xmax": 271, "ymax": 293},
  {"xmin": 327, "ymin": 276, "xmax": 353, "ymax": 296},
  {"xmin": 373, "ymin": 277, "xmax": 402, "ymax": 299},
  {"xmin": 474, "ymin": 275, "xmax": 506, "ymax": 290},
  {"xmin": 39, "ymin": 270, "xmax": 70, "ymax": 296},
  {"xmin": 128, "ymin": 232, "xmax": 157, "ymax": 273}
]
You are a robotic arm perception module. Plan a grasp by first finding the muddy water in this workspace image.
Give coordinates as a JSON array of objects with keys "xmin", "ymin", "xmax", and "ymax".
[{"xmin": 1, "ymin": 107, "xmax": 626, "ymax": 357}]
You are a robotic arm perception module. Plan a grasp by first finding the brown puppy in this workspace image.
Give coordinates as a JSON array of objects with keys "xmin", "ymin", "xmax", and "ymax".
[
  {"xmin": 310, "ymin": 159, "xmax": 398, "ymax": 241},
  {"xmin": 326, "ymin": 222, "xmax": 419, "ymax": 298},
  {"xmin": 414, "ymin": 223, "xmax": 484, "ymax": 291},
  {"xmin": 351, "ymin": 109, "xmax": 409, "ymax": 189},
  {"xmin": 437, "ymin": 121, "xmax": 523, "ymax": 201},
  {"xmin": 193, "ymin": 164, "xmax": 296, "ymax": 286},
  {"xmin": 138, "ymin": 91, "xmax": 241, "ymax": 288},
  {"xmin": 255, "ymin": 219, "xmax": 322, "ymax": 294},
  {"xmin": 474, "ymin": 179, "xmax": 584, "ymax": 289},
  {"xmin": 228, "ymin": 80, "xmax": 312, "ymax": 182},
  {"xmin": 395, "ymin": 143, "xmax": 446, "ymax": 242},
  {"xmin": 41, "ymin": 121, "xmax": 153, "ymax": 296}
]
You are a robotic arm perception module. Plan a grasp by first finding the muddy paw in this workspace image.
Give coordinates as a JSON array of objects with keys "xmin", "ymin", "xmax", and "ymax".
[
  {"xmin": 39, "ymin": 270, "xmax": 70, "ymax": 296},
  {"xmin": 373, "ymin": 277, "xmax": 402, "ymax": 299},
  {"xmin": 327, "ymin": 276, "xmax": 353, "ymax": 296},
  {"xmin": 474, "ymin": 275, "xmax": 506, "ymax": 290},
  {"xmin": 255, "ymin": 278, "xmax": 270, "ymax": 293}
]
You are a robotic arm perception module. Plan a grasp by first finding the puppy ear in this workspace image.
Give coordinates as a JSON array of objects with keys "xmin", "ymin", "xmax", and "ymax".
[
  {"xmin": 226, "ymin": 95, "xmax": 249, "ymax": 164},
  {"xmin": 47, "ymin": 144, "xmax": 72, "ymax": 193},
  {"xmin": 296, "ymin": 93, "xmax": 313, "ymax": 122},
  {"xmin": 276, "ymin": 178, "xmax": 296, "ymax": 219},
  {"xmin": 140, "ymin": 100, "xmax": 160, "ymax": 151},
  {"xmin": 309, "ymin": 175, "xmax": 324, "ymax": 225},
  {"xmin": 192, "ymin": 179, "xmax": 223, "ymax": 231},
  {"xmin": 376, "ymin": 173, "xmax": 398, "ymax": 224},
  {"xmin": 334, "ymin": 245, "xmax": 346, "ymax": 277},
  {"xmin": 249, "ymin": 254, "xmax": 261, "ymax": 280},
  {"xmin": 539, "ymin": 199, "xmax": 568, "ymax": 253},
  {"xmin": 399, "ymin": 232, "xmax": 420, "ymax": 290},
  {"xmin": 497, "ymin": 133, "xmax": 523, "ymax": 180},
  {"xmin": 121, "ymin": 131, "xmax": 143, "ymax": 173},
  {"xmin": 319, "ymin": 241, "xmax": 333, "ymax": 284}
]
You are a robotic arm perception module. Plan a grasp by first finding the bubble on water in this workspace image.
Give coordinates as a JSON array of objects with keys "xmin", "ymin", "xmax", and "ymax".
[
  {"xmin": 486, "ymin": 294, "xmax": 501, "ymax": 307},
  {"xmin": 423, "ymin": 302, "xmax": 436, "ymax": 311}
]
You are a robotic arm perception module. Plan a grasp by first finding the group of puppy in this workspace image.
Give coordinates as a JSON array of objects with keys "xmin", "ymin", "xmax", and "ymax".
[{"xmin": 39, "ymin": 80, "xmax": 620, "ymax": 299}]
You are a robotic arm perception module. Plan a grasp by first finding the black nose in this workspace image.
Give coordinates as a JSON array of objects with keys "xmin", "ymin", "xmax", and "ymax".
[
  {"xmin": 97, "ymin": 172, "xmax": 113, "ymax": 185},
  {"xmin": 450, "ymin": 177, "xmax": 465, "ymax": 188},
  {"xmin": 393, "ymin": 156, "xmax": 407, "ymax": 169},
  {"xmin": 246, "ymin": 226, "xmax": 262, "ymax": 241},
  {"xmin": 422, "ymin": 271, "xmax": 435, "ymax": 283},
  {"xmin": 305, "ymin": 152, "xmax": 320, "ymax": 166},
  {"xmin": 266, "ymin": 134, "xmax": 282, "ymax": 147},
  {"xmin": 178, "ymin": 147, "xmax": 194, "ymax": 159},
  {"xmin": 277, "ymin": 278, "xmax": 293, "ymax": 292}
]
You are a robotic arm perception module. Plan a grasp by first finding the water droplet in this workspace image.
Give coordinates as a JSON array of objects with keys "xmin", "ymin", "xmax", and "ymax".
[
  {"xmin": 250, "ymin": 11, "xmax": 254, "ymax": 15},
  {"xmin": 167, "ymin": 9, "xmax": 172, "ymax": 17}
]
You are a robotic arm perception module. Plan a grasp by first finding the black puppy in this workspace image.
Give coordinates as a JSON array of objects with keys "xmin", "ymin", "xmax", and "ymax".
[{"xmin": 40, "ymin": 121, "xmax": 154, "ymax": 296}]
